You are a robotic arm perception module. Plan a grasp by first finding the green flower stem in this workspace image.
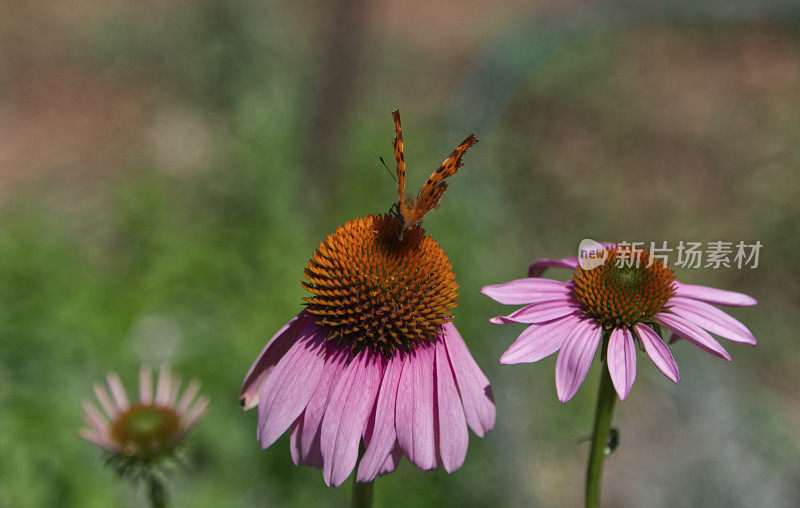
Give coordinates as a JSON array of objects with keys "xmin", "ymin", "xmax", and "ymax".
[
  {"xmin": 351, "ymin": 444, "xmax": 374, "ymax": 508},
  {"xmin": 585, "ymin": 360, "xmax": 617, "ymax": 508},
  {"xmin": 148, "ymin": 474, "xmax": 166, "ymax": 508},
  {"xmin": 351, "ymin": 478, "xmax": 374, "ymax": 508}
]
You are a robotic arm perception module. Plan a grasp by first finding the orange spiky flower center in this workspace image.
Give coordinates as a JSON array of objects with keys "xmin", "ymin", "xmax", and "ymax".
[
  {"xmin": 110, "ymin": 405, "xmax": 181, "ymax": 459},
  {"xmin": 571, "ymin": 246, "xmax": 676, "ymax": 328},
  {"xmin": 302, "ymin": 214, "xmax": 459, "ymax": 356}
]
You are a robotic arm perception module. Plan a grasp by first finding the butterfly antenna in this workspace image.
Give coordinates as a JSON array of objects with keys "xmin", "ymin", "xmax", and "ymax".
[{"xmin": 379, "ymin": 157, "xmax": 397, "ymax": 183}]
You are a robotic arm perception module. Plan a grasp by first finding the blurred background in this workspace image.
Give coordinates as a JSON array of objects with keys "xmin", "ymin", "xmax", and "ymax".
[{"xmin": 1, "ymin": 0, "xmax": 799, "ymax": 506}]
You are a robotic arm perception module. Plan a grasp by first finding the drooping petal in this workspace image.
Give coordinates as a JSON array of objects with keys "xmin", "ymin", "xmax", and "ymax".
[
  {"xmin": 377, "ymin": 445, "xmax": 403, "ymax": 477},
  {"xmin": 489, "ymin": 299, "xmax": 579, "ymax": 324},
  {"xmin": 321, "ymin": 351, "xmax": 385, "ymax": 488},
  {"xmin": 289, "ymin": 417, "xmax": 307, "ymax": 467},
  {"xmin": 635, "ymin": 324, "xmax": 679, "ymax": 382},
  {"xmin": 499, "ymin": 314, "xmax": 581, "ymax": 364},
  {"xmin": 656, "ymin": 313, "xmax": 731, "ymax": 361},
  {"xmin": 434, "ymin": 338, "xmax": 469, "ymax": 473},
  {"xmin": 290, "ymin": 415, "xmax": 324, "ymax": 469},
  {"xmin": 256, "ymin": 321, "xmax": 327, "ymax": 449},
  {"xmin": 555, "ymin": 319, "xmax": 602, "ymax": 403},
  {"xmin": 607, "ymin": 327, "xmax": 637, "ymax": 401},
  {"xmin": 240, "ymin": 312, "xmax": 308, "ymax": 410},
  {"xmin": 441, "ymin": 323, "xmax": 495, "ymax": 437},
  {"xmin": 668, "ymin": 297, "xmax": 757, "ymax": 345},
  {"xmin": 396, "ymin": 345, "xmax": 436, "ymax": 471},
  {"xmin": 295, "ymin": 343, "xmax": 350, "ymax": 467},
  {"xmin": 528, "ymin": 257, "xmax": 580, "ymax": 277},
  {"xmin": 358, "ymin": 353, "xmax": 405, "ymax": 483},
  {"xmin": 481, "ymin": 278, "xmax": 571, "ymax": 305},
  {"xmin": 675, "ymin": 282, "xmax": 757, "ymax": 307}
]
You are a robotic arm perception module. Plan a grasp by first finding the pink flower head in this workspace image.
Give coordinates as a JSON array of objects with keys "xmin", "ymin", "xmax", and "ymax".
[
  {"xmin": 482, "ymin": 244, "xmax": 757, "ymax": 403},
  {"xmin": 240, "ymin": 111, "xmax": 494, "ymax": 488},
  {"xmin": 80, "ymin": 365, "xmax": 210, "ymax": 459}
]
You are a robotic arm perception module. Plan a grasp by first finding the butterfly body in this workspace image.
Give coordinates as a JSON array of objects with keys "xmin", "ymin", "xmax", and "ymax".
[{"xmin": 390, "ymin": 109, "xmax": 477, "ymax": 238}]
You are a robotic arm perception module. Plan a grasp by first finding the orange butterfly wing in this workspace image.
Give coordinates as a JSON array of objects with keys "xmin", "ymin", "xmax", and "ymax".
[
  {"xmin": 392, "ymin": 109, "xmax": 410, "ymax": 216},
  {"xmin": 406, "ymin": 134, "xmax": 478, "ymax": 225}
]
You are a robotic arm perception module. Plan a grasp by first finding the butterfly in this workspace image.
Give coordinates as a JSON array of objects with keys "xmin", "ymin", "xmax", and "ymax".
[{"xmin": 391, "ymin": 109, "xmax": 478, "ymax": 238}]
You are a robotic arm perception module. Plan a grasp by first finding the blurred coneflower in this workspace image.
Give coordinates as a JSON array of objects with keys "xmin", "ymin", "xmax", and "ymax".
[
  {"xmin": 80, "ymin": 365, "xmax": 209, "ymax": 506},
  {"xmin": 482, "ymin": 243, "xmax": 757, "ymax": 507},
  {"xmin": 239, "ymin": 111, "xmax": 495, "ymax": 501}
]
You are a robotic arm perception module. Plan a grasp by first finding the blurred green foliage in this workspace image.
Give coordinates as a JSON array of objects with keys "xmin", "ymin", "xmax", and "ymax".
[{"xmin": 1, "ymin": 1, "xmax": 799, "ymax": 506}]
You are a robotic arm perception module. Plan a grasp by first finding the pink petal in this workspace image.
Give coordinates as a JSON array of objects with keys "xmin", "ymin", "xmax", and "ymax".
[
  {"xmin": 396, "ymin": 345, "xmax": 437, "ymax": 471},
  {"xmin": 634, "ymin": 324, "xmax": 679, "ymax": 383},
  {"xmin": 92, "ymin": 383, "xmax": 117, "ymax": 419},
  {"xmin": 555, "ymin": 319, "xmax": 602, "ymax": 403},
  {"xmin": 435, "ymin": 339, "xmax": 469, "ymax": 473},
  {"xmin": 482, "ymin": 290, "xmax": 572, "ymax": 314},
  {"xmin": 607, "ymin": 327, "xmax": 637, "ymax": 401},
  {"xmin": 499, "ymin": 314, "xmax": 580, "ymax": 364},
  {"xmin": 528, "ymin": 257, "xmax": 579, "ymax": 277},
  {"xmin": 378, "ymin": 445, "xmax": 403, "ymax": 477},
  {"xmin": 81, "ymin": 399, "xmax": 108, "ymax": 434},
  {"xmin": 176, "ymin": 379, "xmax": 201, "ymax": 416},
  {"xmin": 155, "ymin": 365, "xmax": 172, "ymax": 406},
  {"xmin": 289, "ymin": 417, "xmax": 309, "ymax": 467},
  {"xmin": 675, "ymin": 282, "xmax": 757, "ymax": 307},
  {"xmin": 489, "ymin": 299, "xmax": 578, "ymax": 325},
  {"xmin": 181, "ymin": 395, "xmax": 210, "ymax": 430},
  {"xmin": 78, "ymin": 428, "xmax": 115, "ymax": 451},
  {"xmin": 357, "ymin": 353, "xmax": 404, "ymax": 483},
  {"xmin": 656, "ymin": 313, "xmax": 731, "ymax": 361},
  {"xmin": 441, "ymin": 323, "xmax": 495, "ymax": 437},
  {"xmin": 106, "ymin": 372, "xmax": 129, "ymax": 411},
  {"xmin": 240, "ymin": 311, "xmax": 308, "ymax": 410},
  {"xmin": 139, "ymin": 365, "xmax": 153, "ymax": 405},
  {"xmin": 321, "ymin": 350, "xmax": 385, "ymax": 487},
  {"xmin": 481, "ymin": 278, "xmax": 571, "ymax": 305},
  {"xmin": 256, "ymin": 322, "xmax": 327, "ymax": 449},
  {"xmin": 295, "ymin": 343, "xmax": 351, "ymax": 467},
  {"xmin": 167, "ymin": 374, "xmax": 182, "ymax": 407},
  {"xmin": 668, "ymin": 297, "xmax": 757, "ymax": 345}
]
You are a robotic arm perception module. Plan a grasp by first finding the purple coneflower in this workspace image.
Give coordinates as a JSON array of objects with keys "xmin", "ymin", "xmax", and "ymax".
[
  {"xmin": 483, "ymin": 243, "xmax": 757, "ymax": 507},
  {"xmin": 240, "ymin": 111, "xmax": 495, "ymax": 491},
  {"xmin": 240, "ymin": 218, "xmax": 495, "ymax": 488},
  {"xmin": 80, "ymin": 365, "xmax": 209, "ymax": 460},
  {"xmin": 481, "ymin": 244, "xmax": 756, "ymax": 508},
  {"xmin": 80, "ymin": 365, "xmax": 209, "ymax": 506},
  {"xmin": 483, "ymin": 244, "xmax": 757, "ymax": 402}
]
